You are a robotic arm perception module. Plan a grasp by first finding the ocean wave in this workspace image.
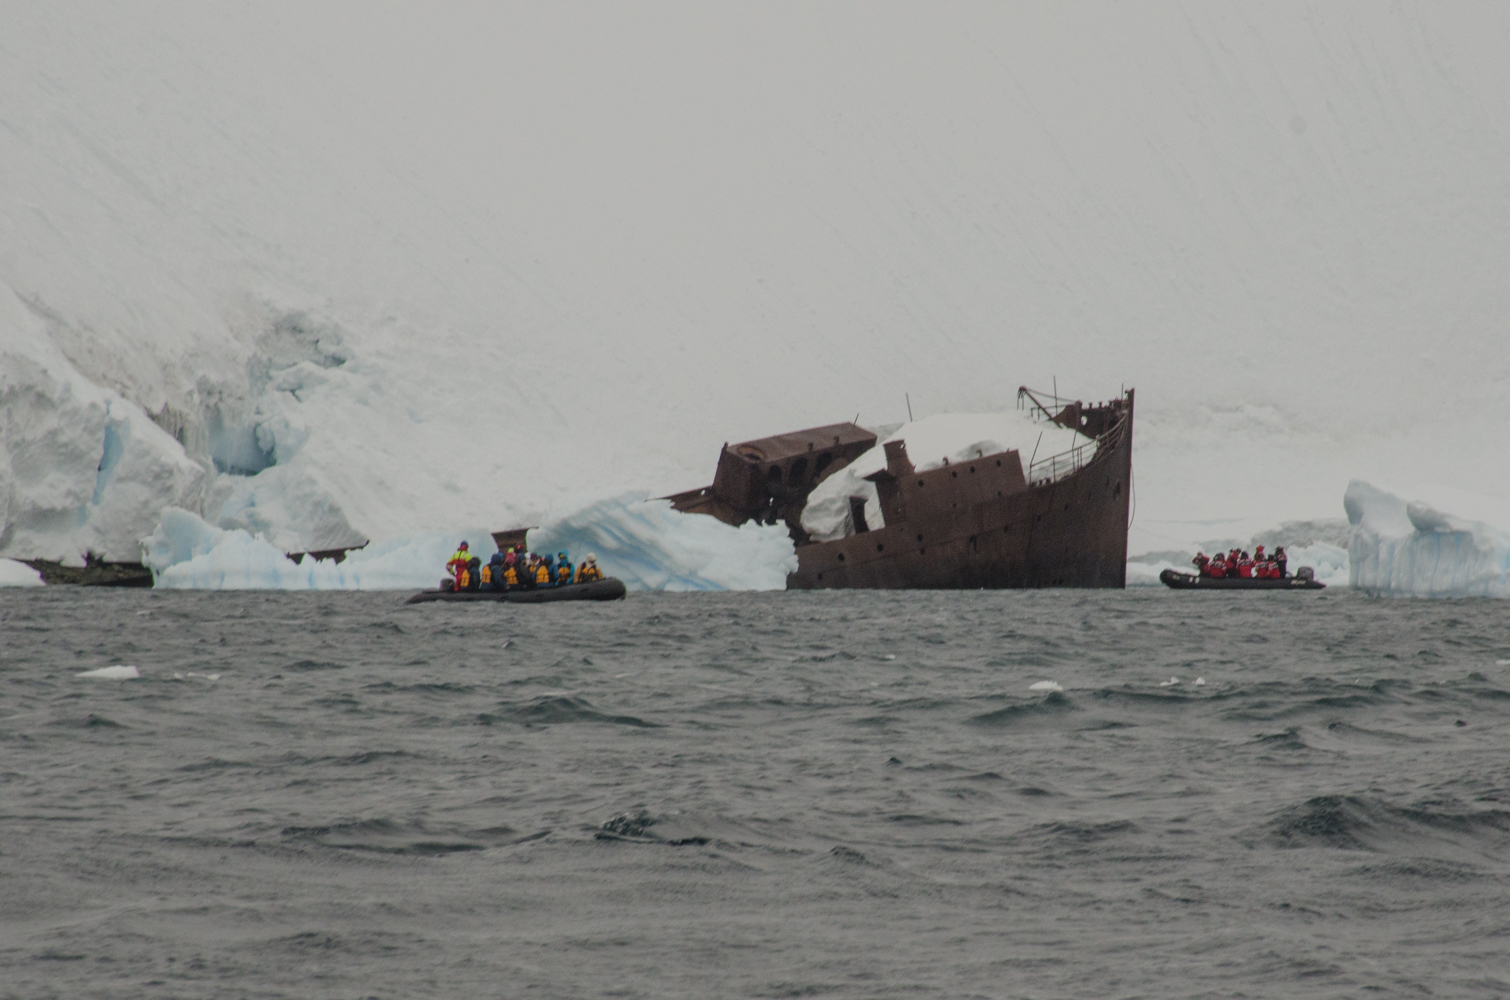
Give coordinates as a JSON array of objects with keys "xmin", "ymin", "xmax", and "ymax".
[
  {"xmin": 1264, "ymin": 794, "xmax": 1510, "ymax": 854},
  {"xmin": 479, "ymin": 695, "xmax": 658, "ymax": 728}
]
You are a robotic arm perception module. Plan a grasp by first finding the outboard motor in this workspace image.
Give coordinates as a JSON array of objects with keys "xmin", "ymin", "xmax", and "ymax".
[{"xmin": 1296, "ymin": 566, "xmax": 1315, "ymax": 581}]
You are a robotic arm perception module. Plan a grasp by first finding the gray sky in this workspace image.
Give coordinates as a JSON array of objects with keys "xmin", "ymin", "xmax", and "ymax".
[{"xmin": 5, "ymin": 2, "xmax": 1508, "ymax": 547}]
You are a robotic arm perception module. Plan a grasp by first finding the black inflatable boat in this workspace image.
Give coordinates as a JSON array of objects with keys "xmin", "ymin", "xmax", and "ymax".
[
  {"xmin": 1159, "ymin": 569, "xmax": 1325, "ymax": 591},
  {"xmin": 405, "ymin": 578, "xmax": 628, "ymax": 604}
]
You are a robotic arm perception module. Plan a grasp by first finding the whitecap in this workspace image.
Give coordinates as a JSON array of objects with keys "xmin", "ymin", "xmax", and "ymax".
[
  {"xmin": 1158, "ymin": 676, "xmax": 1180, "ymax": 687},
  {"xmin": 78, "ymin": 665, "xmax": 139, "ymax": 680},
  {"xmin": 1028, "ymin": 680, "xmax": 1063, "ymax": 692}
]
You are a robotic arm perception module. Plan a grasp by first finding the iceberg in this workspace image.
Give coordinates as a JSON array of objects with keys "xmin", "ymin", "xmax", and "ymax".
[
  {"xmin": 529, "ymin": 493, "xmax": 795, "ymax": 592},
  {"xmin": 143, "ymin": 493, "xmax": 794, "ymax": 592},
  {"xmin": 77, "ymin": 665, "xmax": 139, "ymax": 680},
  {"xmin": 0, "ymin": 558, "xmax": 44, "ymax": 587},
  {"xmin": 142, "ymin": 507, "xmax": 487, "ymax": 591},
  {"xmin": 1346, "ymin": 481, "xmax": 1510, "ymax": 598}
]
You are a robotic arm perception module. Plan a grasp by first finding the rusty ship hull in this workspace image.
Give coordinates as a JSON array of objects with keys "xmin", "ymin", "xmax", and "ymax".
[
  {"xmin": 665, "ymin": 388, "xmax": 1133, "ymax": 591},
  {"xmin": 788, "ymin": 392, "xmax": 1132, "ymax": 589}
]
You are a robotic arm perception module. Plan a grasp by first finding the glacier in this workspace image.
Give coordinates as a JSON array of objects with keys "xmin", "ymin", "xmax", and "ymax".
[
  {"xmin": 1346, "ymin": 481, "xmax": 1510, "ymax": 598},
  {"xmin": 4, "ymin": 5, "xmax": 1510, "ymax": 583}
]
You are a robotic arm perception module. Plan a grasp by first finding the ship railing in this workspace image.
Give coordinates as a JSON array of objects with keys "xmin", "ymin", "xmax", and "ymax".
[{"xmin": 1026, "ymin": 414, "xmax": 1125, "ymax": 486}]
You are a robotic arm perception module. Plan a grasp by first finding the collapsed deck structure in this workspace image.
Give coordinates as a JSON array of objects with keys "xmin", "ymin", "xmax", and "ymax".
[{"xmin": 667, "ymin": 388, "xmax": 1134, "ymax": 589}]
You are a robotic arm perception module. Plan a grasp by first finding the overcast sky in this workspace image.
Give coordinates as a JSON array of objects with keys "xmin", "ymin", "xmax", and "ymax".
[{"xmin": 5, "ymin": 2, "xmax": 1508, "ymax": 547}]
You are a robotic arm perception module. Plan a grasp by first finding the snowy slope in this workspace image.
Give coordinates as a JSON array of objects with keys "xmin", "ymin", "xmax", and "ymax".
[{"xmin": 3, "ymin": 3, "xmax": 1509, "ymax": 572}]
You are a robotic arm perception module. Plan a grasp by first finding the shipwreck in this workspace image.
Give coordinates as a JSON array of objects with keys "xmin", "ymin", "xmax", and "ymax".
[{"xmin": 665, "ymin": 387, "xmax": 1134, "ymax": 589}]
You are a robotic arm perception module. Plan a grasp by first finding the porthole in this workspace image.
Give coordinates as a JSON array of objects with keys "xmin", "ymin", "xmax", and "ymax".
[
  {"xmin": 951, "ymin": 471, "xmax": 958, "ymax": 478},
  {"xmin": 837, "ymin": 553, "xmax": 846, "ymax": 562},
  {"xmin": 969, "ymin": 466, "xmax": 975, "ymax": 473},
  {"xmin": 916, "ymin": 533, "xmax": 923, "ymax": 543},
  {"xmin": 918, "ymin": 479, "xmax": 925, "ymax": 488},
  {"xmin": 996, "ymin": 459, "xmax": 1002, "ymax": 467},
  {"xmin": 876, "ymin": 543, "xmax": 884, "ymax": 553}
]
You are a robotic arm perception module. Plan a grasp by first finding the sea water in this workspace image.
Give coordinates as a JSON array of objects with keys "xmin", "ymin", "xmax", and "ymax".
[{"xmin": 3, "ymin": 588, "xmax": 1508, "ymax": 998}]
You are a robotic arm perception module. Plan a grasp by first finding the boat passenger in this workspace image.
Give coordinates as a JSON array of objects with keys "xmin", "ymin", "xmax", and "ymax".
[
  {"xmin": 501, "ymin": 552, "xmax": 522, "ymax": 589},
  {"xmin": 1192, "ymin": 552, "xmax": 1209, "ymax": 575},
  {"xmin": 1205, "ymin": 553, "xmax": 1224, "ymax": 578},
  {"xmin": 1227, "ymin": 549, "xmax": 1242, "ymax": 578},
  {"xmin": 534, "ymin": 555, "xmax": 552, "ymax": 587},
  {"xmin": 575, "ymin": 554, "xmax": 604, "ymax": 584},
  {"xmin": 486, "ymin": 551, "xmax": 505, "ymax": 590},
  {"xmin": 555, "ymin": 552, "xmax": 574, "ymax": 585},
  {"xmin": 1237, "ymin": 551, "xmax": 1254, "ymax": 579},
  {"xmin": 466, "ymin": 556, "xmax": 482, "ymax": 590},
  {"xmin": 446, "ymin": 541, "xmax": 471, "ymax": 587},
  {"xmin": 1274, "ymin": 546, "xmax": 1288, "ymax": 578}
]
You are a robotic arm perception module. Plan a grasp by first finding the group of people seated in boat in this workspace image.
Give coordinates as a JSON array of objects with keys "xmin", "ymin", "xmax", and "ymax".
[
  {"xmin": 444, "ymin": 541, "xmax": 604, "ymax": 592},
  {"xmin": 1192, "ymin": 545, "xmax": 1288, "ymax": 579}
]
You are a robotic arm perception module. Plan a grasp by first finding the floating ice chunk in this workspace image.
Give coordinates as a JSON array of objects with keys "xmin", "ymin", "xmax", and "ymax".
[
  {"xmin": 1028, "ymin": 680, "xmax": 1063, "ymax": 692},
  {"xmin": 530, "ymin": 492, "xmax": 796, "ymax": 591},
  {"xmin": 1194, "ymin": 677, "xmax": 1206, "ymax": 686},
  {"xmin": 0, "ymin": 558, "xmax": 45, "ymax": 587},
  {"xmin": 78, "ymin": 665, "xmax": 139, "ymax": 679},
  {"xmin": 144, "ymin": 492, "xmax": 794, "ymax": 592},
  {"xmin": 1497, "ymin": 660, "xmax": 1510, "ymax": 666},
  {"xmin": 1158, "ymin": 676, "xmax": 1180, "ymax": 687},
  {"xmin": 1346, "ymin": 480, "xmax": 1510, "ymax": 598}
]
